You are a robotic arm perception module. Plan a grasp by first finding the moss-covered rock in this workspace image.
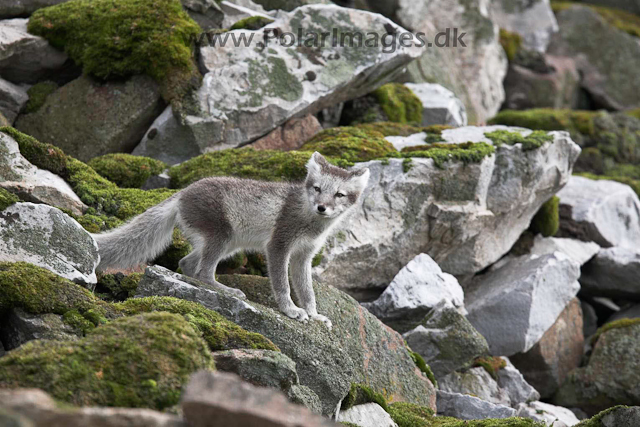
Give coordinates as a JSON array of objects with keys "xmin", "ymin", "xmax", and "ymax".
[
  {"xmin": 484, "ymin": 130, "xmax": 554, "ymax": 151},
  {"xmin": 0, "ymin": 312, "xmax": 214, "ymax": 409},
  {"xmin": 88, "ymin": 154, "xmax": 167, "ymax": 189},
  {"xmin": 473, "ymin": 356, "xmax": 507, "ymax": 380},
  {"xmin": 575, "ymin": 405, "xmax": 640, "ymax": 427},
  {"xmin": 530, "ymin": 196, "xmax": 559, "ymax": 237},
  {"xmin": 302, "ymin": 127, "xmax": 398, "ymax": 163},
  {"xmin": 400, "ymin": 142, "xmax": 496, "ymax": 168},
  {"xmin": 22, "ymin": 81, "xmax": 58, "ymax": 114},
  {"xmin": 489, "ymin": 109, "xmax": 598, "ymax": 140},
  {"xmin": 371, "ymin": 83, "xmax": 423, "ymax": 125},
  {"xmin": 356, "ymin": 122, "xmax": 450, "ymax": 138},
  {"xmin": 499, "ymin": 28, "xmax": 523, "ymax": 62},
  {"xmin": 341, "ymin": 383, "xmax": 388, "ymax": 412},
  {"xmin": 95, "ymin": 272, "xmax": 143, "ymax": 302},
  {"xmin": 0, "ymin": 188, "xmax": 19, "ymax": 210},
  {"xmin": 229, "ymin": 15, "xmax": 274, "ymax": 30},
  {"xmin": 551, "ymin": 2, "xmax": 640, "ymax": 38}
]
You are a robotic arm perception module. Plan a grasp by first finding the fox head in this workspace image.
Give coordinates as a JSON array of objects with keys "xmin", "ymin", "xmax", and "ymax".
[{"xmin": 304, "ymin": 152, "xmax": 370, "ymax": 219}]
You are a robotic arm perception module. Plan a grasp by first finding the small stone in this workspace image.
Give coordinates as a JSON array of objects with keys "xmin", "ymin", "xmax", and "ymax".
[
  {"xmin": 337, "ymin": 403, "xmax": 397, "ymax": 427},
  {"xmin": 436, "ymin": 390, "xmax": 516, "ymax": 420}
]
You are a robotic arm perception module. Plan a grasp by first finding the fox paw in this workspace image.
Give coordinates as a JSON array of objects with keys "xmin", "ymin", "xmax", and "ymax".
[
  {"xmin": 283, "ymin": 306, "xmax": 309, "ymax": 322},
  {"xmin": 311, "ymin": 314, "xmax": 332, "ymax": 330}
]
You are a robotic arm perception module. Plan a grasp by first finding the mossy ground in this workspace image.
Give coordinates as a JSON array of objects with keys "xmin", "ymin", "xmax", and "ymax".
[
  {"xmin": 95, "ymin": 272, "xmax": 143, "ymax": 302},
  {"xmin": 371, "ymin": 83, "xmax": 423, "ymax": 125},
  {"xmin": 530, "ymin": 196, "xmax": 559, "ymax": 237},
  {"xmin": 499, "ymin": 28, "xmax": 523, "ymax": 62},
  {"xmin": 0, "ymin": 188, "xmax": 19, "ymax": 211},
  {"xmin": 23, "ymin": 81, "xmax": 58, "ymax": 114},
  {"xmin": 356, "ymin": 122, "xmax": 450, "ymax": 138},
  {"xmin": 551, "ymin": 2, "xmax": 640, "ymax": 38},
  {"xmin": 88, "ymin": 154, "xmax": 166, "ymax": 189},
  {"xmin": 229, "ymin": 15, "xmax": 274, "ymax": 30}
]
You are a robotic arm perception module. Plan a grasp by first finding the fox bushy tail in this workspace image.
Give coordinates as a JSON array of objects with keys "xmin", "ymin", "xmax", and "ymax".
[{"xmin": 92, "ymin": 195, "xmax": 180, "ymax": 270}]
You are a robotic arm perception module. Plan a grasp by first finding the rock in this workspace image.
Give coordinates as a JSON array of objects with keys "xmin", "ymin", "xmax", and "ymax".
[
  {"xmin": 436, "ymin": 390, "xmax": 517, "ymax": 420},
  {"xmin": 395, "ymin": 0, "xmax": 507, "ymax": 124},
  {"xmin": 251, "ymin": 114, "xmax": 322, "ymax": 151},
  {"xmin": 403, "ymin": 301, "xmax": 489, "ymax": 378},
  {"xmin": 0, "ymin": 18, "xmax": 68, "ymax": 84},
  {"xmin": 554, "ymin": 321, "xmax": 640, "ymax": 415},
  {"xmin": 0, "ymin": 388, "xmax": 186, "ymax": 427},
  {"xmin": 181, "ymin": 371, "xmax": 334, "ymax": 427},
  {"xmin": 220, "ymin": 0, "xmax": 271, "ymax": 29},
  {"xmin": 250, "ymin": 0, "xmax": 330, "ymax": 12},
  {"xmin": 15, "ymin": 75, "xmax": 164, "ymax": 162},
  {"xmin": 182, "ymin": 0, "xmax": 224, "ymax": 30},
  {"xmin": 212, "ymin": 349, "xmax": 298, "ymax": 392},
  {"xmin": 403, "ymin": 83, "xmax": 467, "ymax": 127},
  {"xmin": 362, "ymin": 254, "xmax": 464, "ymax": 332},
  {"xmin": 0, "ymin": 203, "xmax": 99, "ymax": 284},
  {"xmin": 508, "ymin": 302, "xmax": 584, "ymax": 399},
  {"xmin": 608, "ymin": 303, "xmax": 640, "ymax": 323},
  {"xmin": 466, "ymin": 252, "xmax": 581, "ymax": 356},
  {"xmin": 529, "ymin": 235, "xmax": 600, "ymax": 266},
  {"xmin": 548, "ymin": 6, "xmax": 640, "ymax": 111},
  {"xmin": 0, "ymin": 131, "xmax": 86, "ymax": 215},
  {"xmin": 489, "ymin": 0, "xmax": 558, "ymax": 52},
  {"xmin": 135, "ymin": 4, "xmax": 423, "ymax": 164},
  {"xmin": 287, "ymin": 385, "xmax": 323, "ymax": 414},
  {"xmin": 439, "ymin": 367, "xmax": 511, "ymax": 407},
  {"xmin": 556, "ymin": 176, "xmax": 640, "ymax": 250},
  {"xmin": 516, "ymin": 401, "xmax": 580, "ymax": 427},
  {"xmin": 0, "ymin": 1, "xmax": 73, "ymax": 19},
  {"xmin": 141, "ymin": 171, "xmax": 171, "ymax": 190},
  {"xmin": 581, "ymin": 300, "xmax": 598, "ymax": 338},
  {"xmin": 315, "ymin": 128, "xmax": 580, "ymax": 293},
  {"xmin": 0, "ymin": 308, "xmax": 79, "ymax": 351},
  {"xmin": 0, "ymin": 342, "xmax": 4, "ymax": 357},
  {"xmin": 337, "ymin": 403, "xmax": 397, "ymax": 427},
  {"xmin": 590, "ymin": 405, "xmax": 640, "ymax": 427},
  {"xmin": 136, "ymin": 266, "xmax": 436, "ymax": 415},
  {"xmin": 581, "ymin": 247, "xmax": 640, "ymax": 301},
  {"xmin": 0, "ymin": 77, "xmax": 27, "ymax": 123},
  {"xmin": 574, "ymin": 0, "xmax": 640, "ymax": 15},
  {"xmin": 497, "ymin": 358, "xmax": 541, "ymax": 406}
]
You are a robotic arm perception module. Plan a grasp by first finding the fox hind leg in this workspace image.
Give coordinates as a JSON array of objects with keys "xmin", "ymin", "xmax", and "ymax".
[
  {"xmin": 195, "ymin": 240, "xmax": 246, "ymax": 299},
  {"xmin": 178, "ymin": 249, "xmax": 200, "ymax": 277}
]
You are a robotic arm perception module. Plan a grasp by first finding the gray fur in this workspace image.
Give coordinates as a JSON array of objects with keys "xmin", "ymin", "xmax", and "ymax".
[{"xmin": 93, "ymin": 152, "xmax": 370, "ymax": 328}]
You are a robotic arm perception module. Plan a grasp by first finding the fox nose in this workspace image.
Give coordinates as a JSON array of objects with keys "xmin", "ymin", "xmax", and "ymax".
[{"xmin": 317, "ymin": 205, "xmax": 326, "ymax": 213}]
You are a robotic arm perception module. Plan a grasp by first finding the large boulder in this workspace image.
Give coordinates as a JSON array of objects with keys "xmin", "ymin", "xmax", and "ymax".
[
  {"xmin": 15, "ymin": 75, "xmax": 165, "ymax": 162},
  {"xmin": 556, "ymin": 176, "xmax": 640, "ymax": 250},
  {"xmin": 134, "ymin": 4, "xmax": 423, "ymax": 164},
  {"xmin": 0, "ymin": 131, "xmax": 86, "ymax": 215},
  {"xmin": 0, "ymin": 203, "xmax": 99, "ymax": 284},
  {"xmin": 439, "ymin": 367, "xmax": 511, "ymax": 407},
  {"xmin": 466, "ymin": 252, "xmax": 581, "ymax": 356},
  {"xmin": 0, "ymin": 18, "xmax": 68, "ymax": 84},
  {"xmin": 316, "ymin": 127, "xmax": 580, "ymax": 294},
  {"xmin": 510, "ymin": 298, "xmax": 584, "ymax": 398},
  {"xmin": 0, "ymin": 77, "xmax": 28, "ymax": 123},
  {"xmin": 136, "ymin": 266, "xmax": 437, "ymax": 416},
  {"xmin": 580, "ymin": 247, "xmax": 640, "ymax": 301},
  {"xmin": 435, "ymin": 390, "xmax": 516, "ymax": 420},
  {"xmin": 528, "ymin": 235, "xmax": 600, "ymax": 267},
  {"xmin": 404, "ymin": 83, "xmax": 467, "ymax": 127}
]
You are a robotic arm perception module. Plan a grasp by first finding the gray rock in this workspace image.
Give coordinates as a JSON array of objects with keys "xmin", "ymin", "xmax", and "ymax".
[
  {"xmin": 403, "ymin": 301, "xmax": 489, "ymax": 378},
  {"xmin": 572, "ymin": 0, "xmax": 640, "ymax": 15},
  {"xmin": 250, "ymin": 0, "xmax": 330, "ymax": 12},
  {"xmin": 212, "ymin": 349, "xmax": 298, "ymax": 391},
  {"xmin": 287, "ymin": 385, "xmax": 322, "ymax": 414},
  {"xmin": 0, "ymin": 131, "xmax": 86, "ymax": 215},
  {"xmin": 181, "ymin": 371, "xmax": 335, "ymax": 427},
  {"xmin": 135, "ymin": 4, "xmax": 423, "ymax": 164},
  {"xmin": 0, "ymin": 308, "xmax": 79, "ymax": 351},
  {"xmin": 0, "ymin": 203, "xmax": 99, "ymax": 284},
  {"xmin": 182, "ymin": 0, "xmax": 224, "ymax": 30},
  {"xmin": 436, "ymin": 390, "xmax": 517, "ymax": 420},
  {"xmin": 466, "ymin": 252, "xmax": 581, "ymax": 356},
  {"xmin": 581, "ymin": 247, "xmax": 640, "ymax": 301},
  {"xmin": 0, "ymin": 77, "xmax": 27, "ymax": 123},
  {"xmin": 529, "ymin": 235, "xmax": 600, "ymax": 266},
  {"xmin": 141, "ymin": 171, "xmax": 171, "ymax": 190},
  {"xmin": 557, "ymin": 176, "xmax": 640, "ymax": 250},
  {"xmin": 489, "ymin": 0, "xmax": 558, "ymax": 52},
  {"xmin": 0, "ymin": 1, "xmax": 73, "ymax": 19},
  {"xmin": 404, "ymin": 83, "xmax": 467, "ymax": 127},
  {"xmin": 15, "ymin": 75, "xmax": 164, "ymax": 162},
  {"xmin": 516, "ymin": 401, "xmax": 580, "ymax": 427},
  {"xmin": 337, "ymin": 403, "xmax": 397, "ymax": 427},
  {"xmin": 136, "ymin": 266, "xmax": 437, "ymax": 415},
  {"xmin": 315, "ymin": 128, "xmax": 580, "ymax": 293},
  {"xmin": 0, "ymin": 18, "xmax": 68, "ymax": 84},
  {"xmin": 220, "ymin": 0, "xmax": 272, "ymax": 29},
  {"xmin": 439, "ymin": 367, "xmax": 511, "ymax": 407},
  {"xmin": 497, "ymin": 358, "xmax": 540, "ymax": 406},
  {"xmin": 596, "ymin": 406, "xmax": 640, "ymax": 427},
  {"xmin": 608, "ymin": 303, "xmax": 640, "ymax": 323},
  {"xmin": 581, "ymin": 300, "xmax": 598, "ymax": 338},
  {"xmin": 362, "ymin": 254, "xmax": 464, "ymax": 332}
]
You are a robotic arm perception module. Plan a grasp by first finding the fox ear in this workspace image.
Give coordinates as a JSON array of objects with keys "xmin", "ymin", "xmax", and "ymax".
[
  {"xmin": 306, "ymin": 151, "xmax": 326, "ymax": 174},
  {"xmin": 350, "ymin": 167, "xmax": 370, "ymax": 188}
]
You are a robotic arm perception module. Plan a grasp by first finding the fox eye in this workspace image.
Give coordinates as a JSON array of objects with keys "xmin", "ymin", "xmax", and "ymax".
[
  {"xmin": 314, "ymin": 186, "xmax": 321, "ymax": 193},
  {"xmin": 336, "ymin": 192, "xmax": 345, "ymax": 198}
]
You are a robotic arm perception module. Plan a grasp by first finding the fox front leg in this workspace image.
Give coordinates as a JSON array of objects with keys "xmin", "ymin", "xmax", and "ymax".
[
  {"xmin": 266, "ymin": 242, "xmax": 309, "ymax": 322},
  {"xmin": 290, "ymin": 250, "xmax": 332, "ymax": 330}
]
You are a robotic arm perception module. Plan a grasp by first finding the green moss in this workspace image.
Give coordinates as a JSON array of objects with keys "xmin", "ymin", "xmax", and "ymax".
[
  {"xmin": 341, "ymin": 383, "xmax": 388, "ymax": 412},
  {"xmin": 23, "ymin": 81, "xmax": 58, "ymax": 114},
  {"xmin": 400, "ymin": 142, "xmax": 496, "ymax": 168},
  {"xmin": 311, "ymin": 248, "xmax": 324, "ymax": 267},
  {"xmin": 387, "ymin": 402, "xmax": 438, "ymax": 427},
  {"xmin": 356, "ymin": 122, "xmax": 449, "ymax": 138},
  {"xmin": 591, "ymin": 318, "xmax": 640, "ymax": 345},
  {"xmin": 499, "ymin": 28, "xmax": 523, "ymax": 62},
  {"xmin": 530, "ymin": 196, "xmax": 559, "ymax": 237},
  {"xmin": 409, "ymin": 351, "xmax": 437, "ymax": 387},
  {"xmin": 95, "ymin": 272, "xmax": 143, "ymax": 302},
  {"xmin": 575, "ymin": 406, "xmax": 630, "ymax": 427},
  {"xmin": 0, "ymin": 188, "xmax": 19, "ymax": 211},
  {"xmin": 27, "ymin": 0, "xmax": 201, "ymax": 103},
  {"xmin": 371, "ymin": 83, "xmax": 423, "ymax": 125},
  {"xmin": 488, "ymin": 109, "xmax": 599, "ymax": 139},
  {"xmin": 473, "ymin": 356, "xmax": 507, "ymax": 380},
  {"xmin": 153, "ymin": 229, "xmax": 192, "ymax": 271},
  {"xmin": 484, "ymin": 130, "xmax": 554, "ymax": 151},
  {"xmin": 340, "ymin": 423, "xmax": 361, "ymax": 427},
  {"xmin": 0, "ymin": 312, "xmax": 214, "ymax": 409},
  {"xmin": 302, "ymin": 127, "xmax": 398, "ymax": 163},
  {"xmin": 229, "ymin": 15, "xmax": 274, "ymax": 30},
  {"xmin": 88, "ymin": 154, "xmax": 167, "ymax": 189},
  {"xmin": 627, "ymin": 109, "xmax": 640, "ymax": 120},
  {"xmin": 551, "ymin": 2, "xmax": 640, "ymax": 38}
]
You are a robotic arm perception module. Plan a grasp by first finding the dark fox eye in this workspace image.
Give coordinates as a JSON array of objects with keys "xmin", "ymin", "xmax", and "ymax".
[
  {"xmin": 336, "ymin": 192, "xmax": 345, "ymax": 198},
  {"xmin": 314, "ymin": 186, "xmax": 321, "ymax": 192}
]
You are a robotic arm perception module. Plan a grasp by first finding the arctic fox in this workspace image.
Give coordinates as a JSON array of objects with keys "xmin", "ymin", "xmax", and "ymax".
[{"xmin": 93, "ymin": 152, "xmax": 370, "ymax": 328}]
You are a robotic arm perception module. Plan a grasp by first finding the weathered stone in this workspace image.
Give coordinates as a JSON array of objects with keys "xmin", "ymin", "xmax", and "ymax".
[
  {"xmin": 213, "ymin": 349, "xmax": 298, "ymax": 391},
  {"xmin": 0, "ymin": 1, "xmax": 73, "ymax": 19},
  {"xmin": 0, "ymin": 203, "xmax": 99, "ymax": 284},
  {"xmin": 182, "ymin": 0, "xmax": 224, "ymax": 30},
  {"xmin": 581, "ymin": 247, "xmax": 640, "ymax": 301},
  {"xmin": 181, "ymin": 371, "xmax": 335, "ymax": 427},
  {"xmin": 220, "ymin": 0, "xmax": 271, "ymax": 29},
  {"xmin": 581, "ymin": 300, "xmax": 598, "ymax": 338},
  {"xmin": 510, "ymin": 298, "xmax": 584, "ymax": 399},
  {"xmin": 136, "ymin": 266, "xmax": 436, "ymax": 416},
  {"xmin": 251, "ymin": 114, "xmax": 322, "ymax": 151},
  {"xmin": 0, "ymin": 18, "xmax": 68, "ymax": 84},
  {"xmin": 573, "ymin": 0, "xmax": 640, "ymax": 15},
  {"xmin": 0, "ymin": 132, "xmax": 86, "ymax": 215},
  {"xmin": 516, "ymin": 401, "xmax": 579, "ymax": 427},
  {"xmin": 337, "ymin": 403, "xmax": 397, "ymax": 427},
  {"xmin": 403, "ymin": 301, "xmax": 489, "ymax": 378},
  {"xmin": 608, "ymin": 304, "xmax": 640, "ymax": 323},
  {"xmin": 250, "ymin": 0, "xmax": 330, "ymax": 12},
  {"xmin": 287, "ymin": 385, "xmax": 322, "ymax": 414},
  {"xmin": 497, "ymin": 358, "xmax": 540, "ymax": 406},
  {"xmin": 436, "ymin": 390, "xmax": 517, "ymax": 420},
  {"xmin": 141, "ymin": 171, "xmax": 171, "ymax": 190},
  {"xmin": 315, "ymin": 128, "xmax": 580, "ymax": 293},
  {"xmin": 0, "ymin": 77, "xmax": 27, "ymax": 123},
  {"xmin": 529, "ymin": 235, "xmax": 600, "ymax": 267},
  {"xmin": 404, "ymin": 83, "xmax": 467, "ymax": 127},
  {"xmin": 554, "ymin": 321, "xmax": 640, "ymax": 415},
  {"xmin": 557, "ymin": 176, "xmax": 640, "ymax": 250},
  {"xmin": 135, "ymin": 5, "xmax": 423, "ymax": 164},
  {"xmin": 466, "ymin": 252, "xmax": 581, "ymax": 356},
  {"xmin": 362, "ymin": 254, "xmax": 464, "ymax": 333},
  {"xmin": 489, "ymin": 0, "xmax": 558, "ymax": 52},
  {"xmin": 0, "ymin": 308, "xmax": 79, "ymax": 351},
  {"xmin": 439, "ymin": 367, "xmax": 511, "ymax": 406},
  {"xmin": 590, "ymin": 405, "xmax": 640, "ymax": 427},
  {"xmin": 15, "ymin": 75, "xmax": 164, "ymax": 162}
]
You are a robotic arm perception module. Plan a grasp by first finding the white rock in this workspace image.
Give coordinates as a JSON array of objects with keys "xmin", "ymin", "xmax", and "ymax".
[
  {"xmin": 337, "ymin": 403, "xmax": 397, "ymax": 427},
  {"xmin": 0, "ymin": 77, "xmax": 27, "ymax": 123},
  {"xmin": 529, "ymin": 235, "xmax": 600, "ymax": 266},
  {"xmin": 404, "ymin": 83, "xmax": 467, "ymax": 127},
  {"xmin": 489, "ymin": 0, "xmax": 558, "ymax": 52},
  {"xmin": 0, "ymin": 131, "xmax": 86, "ymax": 215},
  {"xmin": 581, "ymin": 246, "xmax": 640, "ymax": 300},
  {"xmin": 436, "ymin": 390, "xmax": 516, "ymax": 420},
  {"xmin": 439, "ymin": 367, "xmax": 511, "ymax": 407},
  {"xmin": 517, "ymin": 401, "xmax": 579, "ymax": 427},
  {"xmin": 496, "ymin": 358, "xmax": 540, "ymax": 406},
  {"xmin": 557, "ymin": 176, "xmax": 640, "ymax": 250},
  {"xmin": 220, "ymin": 0, "xmax": 271, "ymax": 28},
  {"xmin": 466, "ymin": 251, "xmax": 581, "ymax": 356},
  {"xmin": 0, "ymin": 203, "xmax": 99, "ymax": 284}
]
